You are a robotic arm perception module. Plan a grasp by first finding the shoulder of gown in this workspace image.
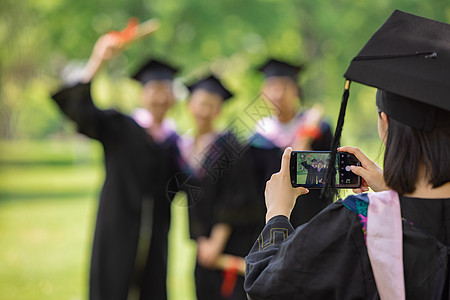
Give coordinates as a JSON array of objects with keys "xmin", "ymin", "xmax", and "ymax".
[
  {"xmin": 51, "ymin": 81, "xmax": 142, "ymax": 143},
  {"xmin": 245, "ymin": 200, "xmax": 377, "ymax": 299}
]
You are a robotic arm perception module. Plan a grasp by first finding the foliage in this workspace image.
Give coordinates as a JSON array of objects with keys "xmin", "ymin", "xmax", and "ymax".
[{"xmin": 1, "ymin": 0, "xmax": 450, "ymax": 141}]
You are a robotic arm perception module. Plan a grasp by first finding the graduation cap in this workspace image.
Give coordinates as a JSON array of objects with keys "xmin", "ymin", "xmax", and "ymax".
[
  {"xmin": 187, "ymin": 75, "xmax": 233, "ymax": 101},
  {"xmin": 132, "ymin": 59, "xmax": 178, "ymax": 84},
  {"xmin": 258, "ymin": 59, "xmax": 304, "ymax": 81},
  {"xmin": 322, "ymin": 10, "xmax": 450, "ymax": 197}
]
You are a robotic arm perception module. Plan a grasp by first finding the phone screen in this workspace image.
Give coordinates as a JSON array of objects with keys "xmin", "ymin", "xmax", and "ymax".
[{"xmin": 290, "ymin": 151, "xmax": 361, "ymax": 189}]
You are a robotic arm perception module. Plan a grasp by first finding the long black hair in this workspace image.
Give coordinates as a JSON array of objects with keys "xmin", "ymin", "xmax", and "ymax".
[{"xmin": 383, "ymin": 115, "xmax": 450, "ymax": 195}]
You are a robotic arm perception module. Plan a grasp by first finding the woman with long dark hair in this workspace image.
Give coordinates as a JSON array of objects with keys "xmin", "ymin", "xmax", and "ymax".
[{"xmin": 244, "ymin": 10, "xmax": 450, "ymax": 299}]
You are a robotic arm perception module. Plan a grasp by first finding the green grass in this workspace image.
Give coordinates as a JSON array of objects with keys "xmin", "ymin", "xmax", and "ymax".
[
  {"xmin": 0, "ymin": 165, "xmax": 103, "ymax": 199},
  {"xmin": 167, "ymin": 197, "xmax": 197, "ymax": 300},
  {"xmin": 0, "ymin": 139, "xmax": 102, "ymax": 165},
  {"xmin": 0, "ymin": 139, "xmax": 196, "ymax": 300},
  {"xmin": 0, "ymin": 196, "xmax": 94, "ymax": 300}
]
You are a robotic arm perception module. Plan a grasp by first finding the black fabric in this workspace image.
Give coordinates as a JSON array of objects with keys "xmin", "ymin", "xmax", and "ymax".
[
  {"xmin": 132, "ymin": 59, "xmax": 178, "ymax": 84},
  {"xmin": 258, "ymin": 59, "xmax": 303, "ymax": 81},
  {"xmin": 186, "ymin": 132, "xmax": 265, "ymax": 255},
  {"xmin": 245, "ymin": 196, "xmax": 450, "ymax": 299},
  {"xmin": 52, "ymin": 82, "xmax": 177, "ymax": 300},
  {"xmin": 187, "ymin": 75, "xmax": 233, "ymax": 101},
  {"xmin": 247, "ymin": 121, "xmax": 334, "ymax": 228},
  {"xmin": 182, "ymin": 132, "xmax": 262, "ymax": 299},
  {"xmin": 344, "ymin": 10, "xmax": 450, "ymax": 112},
  {"xmin": 376, "ymin": 89, "xmax": 450, "ymax": 131},
  {"xmin": 245, "ymin": 204, "xmax": 376, "ymax": 299},
  {"xmin": 195, "ymin": 264, "xmax": 246, "ymax": 300},
  {"xmin": 300, "ymin": 161, "xmax": 317, "ymax": 185},
  {"xmin": 228, "ymin": 144, "xmax": 282, "ymax": 238}
]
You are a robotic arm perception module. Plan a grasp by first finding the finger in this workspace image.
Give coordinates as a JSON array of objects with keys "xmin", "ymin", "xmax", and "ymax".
[
  {"xmin": 103, "ymin": 33, "xmax": 118, "ymax": 45},
  {"xmin": 360, "ymin": 178, "xmax": 368, "ymax": 187},
  {"xmin": 294, "ymin": 187, "xmax": 309, "ymax": 197},
  {"xmin": 280, "ymin": 147, "xmax": 293, "ymax": 173},
  {"xmin": 353, "ymin": 186, "xmax": 369, "ymax": 194},
  {"xmin": 349, "ymin": 165, "xmax": 370, "ymax": 178},
  {"xmin": 352, "ymin": 176, "xmax": 369, "ymax": 194},
  {"xmin": 338, "ymin": 146, "xmax": 372, "ymax": 167}
]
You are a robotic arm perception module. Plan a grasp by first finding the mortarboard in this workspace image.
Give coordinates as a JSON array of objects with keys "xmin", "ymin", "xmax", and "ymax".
[
  {"xmin": 187, "ymin": 75, "xmax": 233, "ymax": 101},
  {"xmin": 132, "ymin": 59, "xmax": 178, "ymax": 84},
  {"xmin": 322, "ymin": 10, "xmax": 450, "ymax": 197},
  {"xmin": 258, "ymin": 59, "xmax": 304, "ymax": 81}
]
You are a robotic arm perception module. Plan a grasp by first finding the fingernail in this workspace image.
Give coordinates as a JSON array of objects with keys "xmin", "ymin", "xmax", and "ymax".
[{"xmin": 305, "ymin": 189, "xmax": 309, "ymax": 194}]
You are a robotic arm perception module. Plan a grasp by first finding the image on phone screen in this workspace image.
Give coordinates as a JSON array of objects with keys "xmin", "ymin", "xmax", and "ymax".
[{"xmin": 290, "ymin": 151, "xmax": 361, "ymax": 189}]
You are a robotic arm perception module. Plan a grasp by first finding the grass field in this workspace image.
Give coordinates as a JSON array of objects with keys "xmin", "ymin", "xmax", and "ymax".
[{"xmin": 0, "ymin": 138, "xmax": 196, "ymax": 300}]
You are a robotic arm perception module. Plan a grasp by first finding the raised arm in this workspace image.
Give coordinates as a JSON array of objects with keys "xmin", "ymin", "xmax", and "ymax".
[
  {"xmin": 52, "ymin": 19, "xmax": 160, "ymax": 140},
  {"xmin": 51, "ymin": 34, "xmax": 126, "ymax": 140},
  {"xmin": 81, "ymin": 18, "xmax": 159, "ymax": 82},
  {"xmin": 80, "ymin": 33, "xmax": 126, "ymax": 83}
]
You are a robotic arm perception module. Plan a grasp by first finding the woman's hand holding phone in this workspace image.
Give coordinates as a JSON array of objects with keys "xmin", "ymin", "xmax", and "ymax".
[
  {"xmin": 265, "ymin": 147, "xmax": 309, "ymax": 223},
  {"xmin": 338, "ymin": 146, "xmax": 389, "ymax": 193}
]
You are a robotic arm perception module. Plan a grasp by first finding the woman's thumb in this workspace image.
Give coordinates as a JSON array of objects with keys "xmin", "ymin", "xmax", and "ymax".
[{"xmin": 294, "ymin": 187, "xmax": 309, "ymax": 197}]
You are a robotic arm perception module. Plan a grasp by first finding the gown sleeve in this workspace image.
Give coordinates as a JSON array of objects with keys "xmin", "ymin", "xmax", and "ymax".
[
  {"xmin": 51, "ymin": 82, "xmax": 120, "ymax": 142},
  {"xmin": 244, "ymin": 200, "xmax": 378, "ymax": 300},
  {"xmin": 300, "ymin": 161, "xmax": 309, "ymax": 169}
]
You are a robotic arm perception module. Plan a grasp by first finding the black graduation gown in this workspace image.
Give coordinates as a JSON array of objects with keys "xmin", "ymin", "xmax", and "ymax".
[
  {"xmin": 52, "ymin": 82, "xmax": 176, "ymax": 300},
  {"xmin": 300, "ymin": 161, "xmax": 318, "ymax": 185},
  {"xmin": 182, "ymin": 132, "xmax": 261, "ymax": 300},
  {"xmin": 139, "ymin": 132, "xmax": 180, "ymax": 300},
  {"xmin": 317, "ymin": 167, "xmax": 326, "ymax": 185},
  {"xmin": 244, "ymin": 195, "xmax": 450, "ymax": 299},
  {"xmin": 246, "ymin": 118, "xmax": 333, "ymax": 228}
]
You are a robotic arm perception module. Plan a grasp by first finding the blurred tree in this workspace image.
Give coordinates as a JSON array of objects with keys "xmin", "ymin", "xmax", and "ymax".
[{"xmin": 1, "ymin": 0, "xmax": 449, "ymax": 140}]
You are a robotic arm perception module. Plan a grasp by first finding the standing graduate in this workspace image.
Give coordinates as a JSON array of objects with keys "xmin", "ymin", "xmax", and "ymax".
[
  {"xmin": 177, "ymin": 75, "xmax": 251, "ymax": 299},
  {"xmin": 245, "ymin": 10, "xmax": 450, "ymax": 299},
  {"xmin": 51, "ymin": 33, "xmax": 179, "ymax": 300},
  {"xmin": 316, "ymin": 160, "xmax": 326, "ymax": 185},
  {"xmin": 248, "ymin": 59, "xmax": 334, "ymax": 227},
  {"xmin": 300, "ymin": 158, "xmax": 318, "ymax": 185}
]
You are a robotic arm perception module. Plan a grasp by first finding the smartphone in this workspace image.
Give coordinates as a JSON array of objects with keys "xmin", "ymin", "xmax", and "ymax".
[{"xmin": 290, "ymin": 151, "xmax": 361, "ymax": 189}]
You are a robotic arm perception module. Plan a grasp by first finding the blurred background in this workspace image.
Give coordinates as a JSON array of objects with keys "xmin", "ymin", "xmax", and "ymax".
[{"xmin": 1, "ymin": 0, "xmax": 449, "ymax": 299}]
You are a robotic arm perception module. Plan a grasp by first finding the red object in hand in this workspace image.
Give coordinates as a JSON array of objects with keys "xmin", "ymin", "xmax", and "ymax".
[
  {"xmin": 108, "ymin": 17, "xmax": 140, "ymax": 44},
  {"xmin": 297, "ymin": 125, "xmax": 322, "ymax": 141},
  {"xmin": 221, "ymin": 257, "xmax": 239, "ymax": 298}
]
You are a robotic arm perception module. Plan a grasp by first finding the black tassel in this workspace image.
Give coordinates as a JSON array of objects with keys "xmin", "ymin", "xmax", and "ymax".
[{"xmin": 321, "ymin": 80, "xmax": 351, "ymax": 199}]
